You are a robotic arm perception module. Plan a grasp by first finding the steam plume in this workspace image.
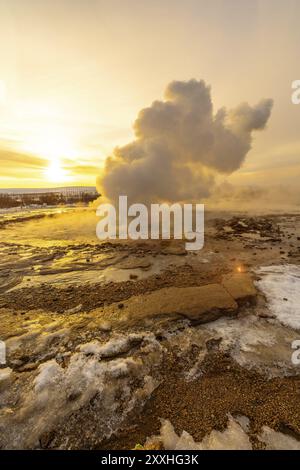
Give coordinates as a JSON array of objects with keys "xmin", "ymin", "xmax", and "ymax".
[{"xmin": 97, "ymin": 79, "xmax": 273, "ymax": 203}]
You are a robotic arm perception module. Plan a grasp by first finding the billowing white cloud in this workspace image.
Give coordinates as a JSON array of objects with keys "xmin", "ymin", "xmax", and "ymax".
[{"xmin": 98, "ymin": 79, "xmax": 273, "ymax": 203}]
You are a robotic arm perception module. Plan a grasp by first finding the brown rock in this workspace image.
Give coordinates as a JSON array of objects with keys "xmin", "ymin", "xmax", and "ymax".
[
  {"xmin": 102, "ymin": 284, "xmax": 238, "ymax": 326},
  {"xmin": 221, "ymin": 272, "xmax": 257, "ymax": 304},
  {"xmin": 129, "ymin": 274, "xmax": 138, "ymax": 280}
]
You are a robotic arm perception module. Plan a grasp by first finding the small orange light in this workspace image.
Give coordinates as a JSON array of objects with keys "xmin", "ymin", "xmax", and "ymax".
[{"xmin": 237, "ymin": 266, "xmax": 242, "ymax": 273}]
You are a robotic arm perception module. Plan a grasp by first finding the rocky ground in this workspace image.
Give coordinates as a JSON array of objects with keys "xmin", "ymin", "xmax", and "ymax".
[{"xmin": 1, "ymin": 208, "xmax": 300, "ymax": 449}]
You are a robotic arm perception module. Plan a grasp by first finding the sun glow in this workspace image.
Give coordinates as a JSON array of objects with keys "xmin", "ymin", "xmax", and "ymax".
[
  {"xmin": 27, "ymin": 131, "xmax": 77, "ymax": 158},
  {"xmin": 24, "ymin": 129, "xmax": 78, "ymax": 184},
  {"xmin": 44, "ymin": 158, "xmax": 67, "ymax": 183}
]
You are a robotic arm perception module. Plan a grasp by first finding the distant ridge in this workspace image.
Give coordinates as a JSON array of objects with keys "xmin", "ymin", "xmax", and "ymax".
[{"xmin": 0, "ymin": 186, "xmax": 97, "ymax": 195}]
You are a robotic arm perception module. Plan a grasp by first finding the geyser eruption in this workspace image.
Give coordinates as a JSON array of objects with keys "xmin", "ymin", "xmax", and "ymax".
[{"xmin": 97, "ymin": 79, "xmax": 273, "ymax": 203}]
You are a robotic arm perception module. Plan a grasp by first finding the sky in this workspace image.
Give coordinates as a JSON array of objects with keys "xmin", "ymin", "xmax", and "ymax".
[{"xmin": 0, "ymin": 0, "xmax": 299, "ymax": 192}]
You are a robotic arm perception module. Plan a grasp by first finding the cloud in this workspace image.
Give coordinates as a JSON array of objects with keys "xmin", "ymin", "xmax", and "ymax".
[
  {"xmin": 97, "ymin": 79, "xmax": 273, "ymax": 203},
  {"xmin": 0, "ymin": 148, "xmax": 45, "ymax": 168},
  {"xmin": 72, "ymin": 164, "xmax": 102, "ymax": 176},
  {"xmin": 0, "ymin": 148, "xmax": 46, "ymax": 177}
]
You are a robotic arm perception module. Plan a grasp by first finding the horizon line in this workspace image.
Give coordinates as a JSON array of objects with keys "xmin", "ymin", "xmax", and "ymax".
[{"xmin": 0, "ymin": 185, "xmax": 98, "ymax": 194}]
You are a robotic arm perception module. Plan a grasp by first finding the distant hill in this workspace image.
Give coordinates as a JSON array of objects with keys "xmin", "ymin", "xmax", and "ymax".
[{"xmin": 0, "ymin": 186, "xmax": 97, "ymax": 195}]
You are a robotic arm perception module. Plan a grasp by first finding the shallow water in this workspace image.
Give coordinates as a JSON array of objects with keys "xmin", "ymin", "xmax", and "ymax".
[
  {"xmin": 7, "ymin": 254, "xmax": 187, "ymax": 290},
  {"xmin": 0, "ymin": 207, "xmax": 100, "ymax": 247}
]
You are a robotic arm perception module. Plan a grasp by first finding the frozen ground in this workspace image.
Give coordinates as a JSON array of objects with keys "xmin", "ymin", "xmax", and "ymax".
[
  {"xmin": 1, "ymin": 208, "xmax": 300, "ymax": 449},
  {"xmin": 256, "ymin": 264, "xmax": 300, "ymax": 330},
  {"xmin": 146, "ymin": 415, "xmax": 300, "ymax": 450}
]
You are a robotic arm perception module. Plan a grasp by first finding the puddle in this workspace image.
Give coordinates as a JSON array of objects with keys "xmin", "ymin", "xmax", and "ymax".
[
  {"xmin": 6, "ymin": 255, "xmax": 187, "ymax": 290},
  {"xmin": 0, "ymin": 208, "xmax": 99, "ymax": 247}
]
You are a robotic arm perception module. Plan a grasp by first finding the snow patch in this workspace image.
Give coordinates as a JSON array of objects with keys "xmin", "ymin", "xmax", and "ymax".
[
  {"xmin": 159, "ymin": 415, "xmax": 252, "ymax": 450},
  {"xmin": 0, "ymin": 332, "xmax": 163, "ymax": 449},
  {"xmin": 0, "ymin": 368, "xmax": 12, "ymax": 383},
  {"xmin": 79, "ymin": 333, "xmax": 146, "ymax": 358},
  {"xmin": 132, "ymin": 411, "xmax": 300, "ymax": 450},
  {"xmin": 34, "ymin": 360, "xmax": 63, "ymax": 393},
  {"xmin": 256, "ymin": 265, "xmax": 300, "ymax": 330},
  {"xmin": 204, "ymin": 315, "xmax": 275, "ymax": 366},
  {"xmin": 259, "ymin": 426, "xmax": 300, "ymax": 450}
]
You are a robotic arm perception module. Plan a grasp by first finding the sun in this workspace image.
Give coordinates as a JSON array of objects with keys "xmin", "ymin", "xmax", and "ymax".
[
  {"xmin": 41, "ymin": 136, "xmax": 70, "ymax": 183},
  {"xmin": 44, "ymin": 158, "xmax": 67, "ymax": 183},
  {"xmin": 24, "ymin": 129, "xmax": 77, "ymax": 184}
]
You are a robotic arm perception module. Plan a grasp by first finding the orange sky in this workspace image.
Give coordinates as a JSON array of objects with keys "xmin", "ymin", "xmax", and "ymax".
[{"xmin": 0, "ymin": 0, "xmax": 299, "ymax": 189}]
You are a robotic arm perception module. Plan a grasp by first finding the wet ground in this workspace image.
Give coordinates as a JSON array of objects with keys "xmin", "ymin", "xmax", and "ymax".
[{"xmin": 1, "ymin": 207, "xmax": 300, "ymax": 449}]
